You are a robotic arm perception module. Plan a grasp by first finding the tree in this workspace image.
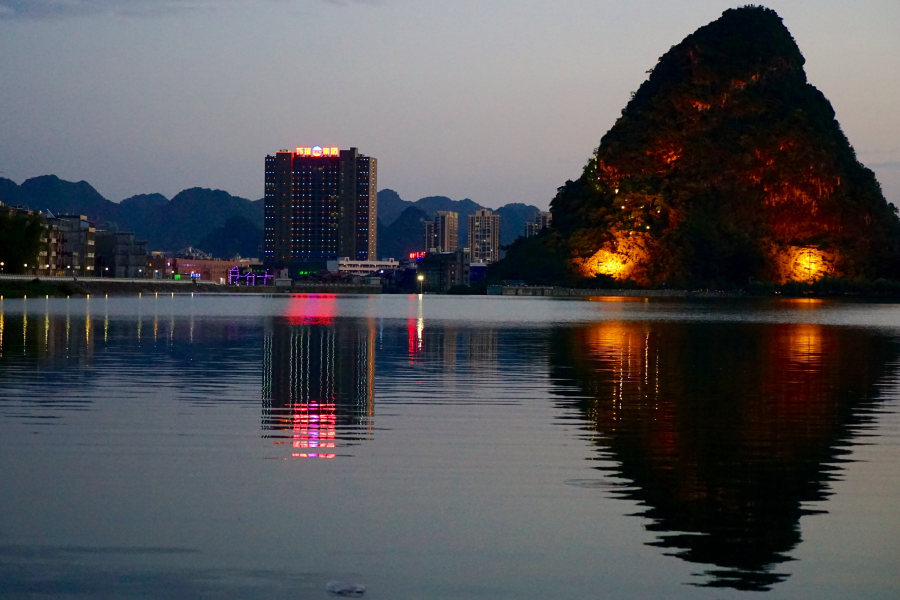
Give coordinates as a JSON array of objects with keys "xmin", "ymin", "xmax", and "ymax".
[{"xmin": 0, "ymin": 210, "xmax": 46, "ymax": 274}]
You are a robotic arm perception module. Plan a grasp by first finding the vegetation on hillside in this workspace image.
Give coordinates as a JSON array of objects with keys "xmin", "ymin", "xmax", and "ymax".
[{"xmin": 500, "ymin": 6, "xmax": 900, "ymax": 289}]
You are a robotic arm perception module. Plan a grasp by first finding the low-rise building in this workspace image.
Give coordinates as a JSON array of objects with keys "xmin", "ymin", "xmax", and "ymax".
[
  {"xmin": 326, "ymin": 257, "xmax": 402, "ymax": 277},
  {"xmin": 171, "ymin": 257, "xmax": 243, "ymax": 283},
  {"xmin": 419, "ymin": 249, "xmax": 471, "ymax": 292},
  {"xmin": 95, "ymin": 231, "xmax": 149, "ymax": 278},
  {"xmin": 48, "ymin": 214, "xmax": 96, "ymax": 276}
]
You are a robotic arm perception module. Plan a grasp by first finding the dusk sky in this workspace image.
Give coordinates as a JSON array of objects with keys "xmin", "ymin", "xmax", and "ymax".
[{"xmin": 1, "ymin": 0, "xmax": 898, "ymax": 210}]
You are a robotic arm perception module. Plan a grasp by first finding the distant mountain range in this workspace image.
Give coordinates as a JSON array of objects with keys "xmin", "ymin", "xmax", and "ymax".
[
  {"xmin": 0, "ymin": 175, "xmax": 543, "ymax": 260},
  {"xmin": 0, "ymin": 175, "xmax": 263, "ymax": 254},
  {"xmin": 376, "ymin": 188, "xmax": 543, "ymax": 257}
]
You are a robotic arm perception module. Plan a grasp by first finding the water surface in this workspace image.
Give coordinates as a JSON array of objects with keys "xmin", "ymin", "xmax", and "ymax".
[{"xmin": 1, "ymin": 294, "xmax": 898, "ymax": 599}]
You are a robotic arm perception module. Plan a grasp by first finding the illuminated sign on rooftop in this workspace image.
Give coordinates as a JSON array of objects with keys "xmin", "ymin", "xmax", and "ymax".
[{"xmin": 295, "ymin": 146, "xmax": 339, "ymax": 157}]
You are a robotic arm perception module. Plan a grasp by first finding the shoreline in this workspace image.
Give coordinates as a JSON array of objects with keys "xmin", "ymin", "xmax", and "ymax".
[{"xmin": 3, "ymin": 277, "xmax": 900, "ymax": 301}]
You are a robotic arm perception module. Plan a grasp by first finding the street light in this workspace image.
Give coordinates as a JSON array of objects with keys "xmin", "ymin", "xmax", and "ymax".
[{"xmin": 417, "ymin": 274, "xmax": 424, "ymax": 294}]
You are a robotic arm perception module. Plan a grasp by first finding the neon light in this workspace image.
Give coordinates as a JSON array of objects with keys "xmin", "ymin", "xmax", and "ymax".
[
  {"xmin": 296, "ymin": 146, "xmax": 338, "ymax": 158},
  {"xmin": 409, "ymin": 251, "xmax": 426, "ymax": 260}
]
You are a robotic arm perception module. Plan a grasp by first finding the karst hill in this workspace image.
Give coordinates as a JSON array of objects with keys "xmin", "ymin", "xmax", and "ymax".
[{"xmin": 534, "ymin": 6, "xmax": 900, "ymax": 287}]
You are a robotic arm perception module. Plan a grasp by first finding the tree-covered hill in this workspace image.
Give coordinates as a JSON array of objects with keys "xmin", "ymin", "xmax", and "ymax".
[{"xmin": 539, "ymin": 6, "xmax": 900, "ymax": 287}]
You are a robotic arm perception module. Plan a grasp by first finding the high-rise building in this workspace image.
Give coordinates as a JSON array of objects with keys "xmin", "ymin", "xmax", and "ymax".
[
  {"xmin": 524, "ymin": 211, "xmax": 552, "ymax": 238},
  {"xmin": 467, "ymin": 209, "xmax": 500, "ymax": 264},
  {"xmin": 264, "ymin": 146, "xmax": 377, "ymax": 267},
  {"xmin": 424, "ymin": 211, "xmax": 458, "ymax": 253}
]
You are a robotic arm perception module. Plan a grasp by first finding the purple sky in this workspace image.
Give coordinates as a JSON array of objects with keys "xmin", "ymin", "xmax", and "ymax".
[{"xmin": 1, "ymin": 0, "xmax": 898, "ymax": 210}]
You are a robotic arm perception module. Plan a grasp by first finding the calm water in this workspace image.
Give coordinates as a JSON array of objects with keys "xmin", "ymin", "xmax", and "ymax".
[{"xmin": 1, "ymin": 294, "xmax": 899, "ymax": 599}]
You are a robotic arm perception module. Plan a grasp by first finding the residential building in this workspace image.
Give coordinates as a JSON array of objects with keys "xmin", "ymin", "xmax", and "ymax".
[
  {"xmin": 424, "ymin": 211, "xmax": 458, "ymax": 253},
  {"xmin": 467, "ymin": 209, "xmax": 500, "ymax": 264},
  {"xmin": 419, "ymin": 249, "xmax": 471, "ymax": 292},
  {"xmin": 264, "ymin": 146, "xmax": 377, "ymax": 267},
  {"xmin": 95, "ymin": 231, "xmax": 149, "ymax": 278},
  {"xmin": 0, "ymin": 203, "xmax": 61, "ymax": 276},
  {"xmin": 524, "ymin": 211, "xmax": 552, "ymax": 238},
  {"xmin": 49, "ymin": 215, "xmax": 96, "ymax": 276},
  {"xmin": 37, "ymin": 223, "xmax": 63, "ymax": 276}
]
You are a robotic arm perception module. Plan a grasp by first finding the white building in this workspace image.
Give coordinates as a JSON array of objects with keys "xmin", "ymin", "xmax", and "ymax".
[{"xmin": 326, "ymin": 257, "xmax": 402, "ymax": 276}]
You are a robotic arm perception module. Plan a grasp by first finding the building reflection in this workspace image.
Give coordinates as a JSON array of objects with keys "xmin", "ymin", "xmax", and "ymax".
[
  {"xmin": 549, "ymin": 321, "xmax": 897, "ymax": 591},
  {"xmin": 262, "ymin": 299, "xmax": 376, "ymax": 459},
  {"xmin": 0, "ymin": 301, "xmax": 96, "ymax": 367}
]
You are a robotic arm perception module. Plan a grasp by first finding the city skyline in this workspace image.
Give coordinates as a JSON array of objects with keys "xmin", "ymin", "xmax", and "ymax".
[{"xmin": 1, "ymin": 1, "xmax": 898, "ymax": 210}]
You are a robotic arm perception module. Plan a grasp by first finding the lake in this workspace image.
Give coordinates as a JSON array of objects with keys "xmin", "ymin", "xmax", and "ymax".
[{"xmin": 1, "ymin": 294, "xmax": 899, "ymax": 599}]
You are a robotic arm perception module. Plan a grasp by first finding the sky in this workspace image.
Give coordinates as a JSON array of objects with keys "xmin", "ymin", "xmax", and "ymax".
[{"xmin": 1, "ymin": 0, "xmax": 898, "ymax": 210}]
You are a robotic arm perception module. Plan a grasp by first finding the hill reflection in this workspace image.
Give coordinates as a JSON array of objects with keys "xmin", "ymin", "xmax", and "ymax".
[{"xmin": 549, "ymin": 321, "xmax": 897, "ymax": 591}]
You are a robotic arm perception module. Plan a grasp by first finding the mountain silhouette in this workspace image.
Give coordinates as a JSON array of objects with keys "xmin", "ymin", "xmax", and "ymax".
[
  {"xmin": 0, "ymin": 175, "xmax": 542, "ymax": 258},
  {"xmin": 0, "ymin": 176, "xmax": 261, "ymax": 254},
  {"xmin": 377, "ymin": 188, "xmax": 542, "ymax": 248}
]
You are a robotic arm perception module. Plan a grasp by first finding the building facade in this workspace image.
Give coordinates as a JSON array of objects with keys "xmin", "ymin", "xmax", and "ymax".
[
  {"xmin": 524, "ymin": 211, "xmax": 552, "ymax": 238},
  {"xmin": 424, "ymin": 211, "xmax": 458, "ymax": 253},
  {"xmin": 326, "ymin": 257, "xmax": 402, "ymax": 277},
  {"xmin": 95, "ymin": 231, "xmax": 149, "ymax": 278},
  {"xmin": 264, "ymin": 146, "xmax": 377, "ymax": 267},
  {"xmin": 419, "ymin": 249, "xmax": 471, "ymax": 292},
  {"xmin": 171, "ymin": 257, "xmax": 243, "ymax": 283},
  {"xmin": 49, "ymin": 215, "xmax": 96, "ymax": 276},
  {"xmin": 467, "ymin": 209, "xmax": 500, "ymax": 264}
]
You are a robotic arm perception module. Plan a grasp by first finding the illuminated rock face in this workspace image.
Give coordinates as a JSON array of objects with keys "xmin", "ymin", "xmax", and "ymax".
[
  {"xmin": 575, "ymin": 231, "xmax": 651, "ymax": 281},
  {"xmin": 553, "ymin": 6, "xmax": 900, "ymax": 286}
]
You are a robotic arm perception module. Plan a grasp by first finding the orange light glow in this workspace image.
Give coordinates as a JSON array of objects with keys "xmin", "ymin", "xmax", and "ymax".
[
  {"xmin": 775, "ymin": 246, "xmax": 837, "ymax": 283},
  {"xmin": 781, "ymin": 323, "xmax": 824, "ymax": 369},
  {"xmin": 689, "ymin": 99, "xmax": 711, "ymax": 111},
  {"xmin": 577, "ymin": 232, "xmax": 651, "ymax": 283}
]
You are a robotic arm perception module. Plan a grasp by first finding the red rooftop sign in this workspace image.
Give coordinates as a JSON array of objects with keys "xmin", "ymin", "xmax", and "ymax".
[{"xmin": 296, "ymin": 146, "xmax": 339, "ymax": 157}]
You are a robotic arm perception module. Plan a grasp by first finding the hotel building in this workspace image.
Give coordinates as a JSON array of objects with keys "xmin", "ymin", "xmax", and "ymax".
[{"xmin": 264, "ymin": 146, "xmax": 377, "ymax": 266}]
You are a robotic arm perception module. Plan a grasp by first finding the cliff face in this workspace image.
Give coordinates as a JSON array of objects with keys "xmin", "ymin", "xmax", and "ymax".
[{"xmin": 552, "ymin": 6, "xmax": 900, "ymax": 286}]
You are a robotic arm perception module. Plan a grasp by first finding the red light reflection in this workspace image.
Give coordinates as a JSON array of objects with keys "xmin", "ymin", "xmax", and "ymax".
[
  {"xmin": 290, "ymin": 401, "xmax": 336, "ymax": 459},
  {"xmin": 408, "ymin": 318, "xmax": 423, "ymax": 364},
  {"xmin": 284, "ymin": 294, "xmax": 337, "ymax": 326}
]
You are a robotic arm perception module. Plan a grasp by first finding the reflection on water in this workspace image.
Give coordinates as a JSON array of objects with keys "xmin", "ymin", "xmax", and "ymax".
[
  {"xmin": 1, "ymin": 296, "xmax": 899, "ymax": 598},
  {"xmin": 550, "ymin": 321, "xmax": 898, "ymax": 591},
  {"xmin": 262, "ymin": 316, "xmax": 376, "ymax": 459}
]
